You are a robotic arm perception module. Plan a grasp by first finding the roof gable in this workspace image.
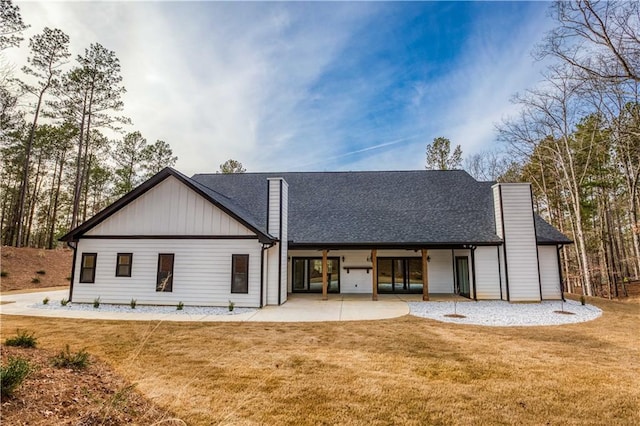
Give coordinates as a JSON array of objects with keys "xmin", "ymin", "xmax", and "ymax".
[{"xmin": 60, "ymin": 168, "xmax": 274, "ymax": 243}]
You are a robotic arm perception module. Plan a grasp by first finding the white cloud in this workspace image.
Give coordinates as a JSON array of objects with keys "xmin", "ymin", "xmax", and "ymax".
[{"xmin": 5, "ymin": 2, "xmax": 554, "ymax": 174}]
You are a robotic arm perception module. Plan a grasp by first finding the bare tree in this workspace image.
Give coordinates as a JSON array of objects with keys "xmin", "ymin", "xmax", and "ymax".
[
  {"xmin": 464, "ymin": 150, "xmax": 511, "ymax": 181},
  {"xmin": 539, "ymin": 1, "xmax": 640, "ymax": 83}
]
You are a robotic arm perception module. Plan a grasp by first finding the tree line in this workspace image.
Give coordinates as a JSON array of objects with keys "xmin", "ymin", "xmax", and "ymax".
[
  {"xmin": 426, "ymin": 1, "xmax": 639, "ymax": 298},
  {"xmin": 1, "ymin": 0, "xmax": 177, "ymax": 248}
]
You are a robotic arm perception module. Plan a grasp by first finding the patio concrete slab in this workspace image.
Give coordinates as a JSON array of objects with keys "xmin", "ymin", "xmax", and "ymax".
[{"xmin": 0, "ymin": 290, "xmax": 410, "ymax": 323}]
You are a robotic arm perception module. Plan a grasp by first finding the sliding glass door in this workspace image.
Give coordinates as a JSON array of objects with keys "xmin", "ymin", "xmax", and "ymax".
[
  {"xmin": 292, "ymin": 257, "xmax": 340, "ymax": 293},
  {"xmin": 377, "ymin": 258, "xmax": 423, "ymax": 293}
]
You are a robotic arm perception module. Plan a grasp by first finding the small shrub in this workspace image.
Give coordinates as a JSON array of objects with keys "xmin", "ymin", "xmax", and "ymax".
[
  {"xmin": 36, "ymin": 270, "xmax": 46, "ymax": 275},
  {"xmin": 228, "ymin": 300, "xmax": 235, "ymax": 312},
  {"xmin": 42, "ymin": 297, "xmax": 50, "ymax": 305},
  {"xmin": 580, "ymin": 295, "xmax": 586, "ymax": 306},
  {"xmin": 5, "ymin": 329, "xmax": 37, "ymax": 348},
  {"xmin": 93, "ymin": 297, "xmax": 101, "ymax": 308},
  {"xmin": 51, "ymin": 345, "xmax": 90, "ymax": 369},
  {"xmin": 1, "ymin": 271, "xmax": 7, "ymax": 277},
  {"xmin": 60, "ymin": 298, "xmax": 69, "ymax": 306},
  {"xmin": 31, "ymin": 277, "xmax": 41, "ymax": 284},
  {"xmin": 0, "ymin": 357, "xmax": 31, "ymax": 398},
  {"xmin": 176, "ymin": 301, "xmax": 184, "ymax": 311},
  {"xmin": 130, "ymin": 298, "xmax": 137, "ymax": 309}
]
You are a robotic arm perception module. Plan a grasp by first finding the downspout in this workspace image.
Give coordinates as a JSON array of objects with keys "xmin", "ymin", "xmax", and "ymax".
[
  {"xmin": 470, "ymin": 245, "xmax": 477, "ymax": 301},
  {"xmin": 260, "ymin": 243, "xmax": 267, "ymax": 308},
  {"xmin": 497, "ymin": 245, "xmax": 503, "ymax": 300},
  {"xmin": 530, "ymin": 185, "xmax": 543, "ymax": 301},
  {"xmin": 66, "ymin": 241, "xmax": 78, "ymax": 302},
  {"xmin": 557, "ymin": 244, "xmax": 565, "ymax": 302},
  {"xmin": 277, "ymin": 180, "xmax": 283, "ymax": 306},
  {"xmin": 260, "ymin": 241, "xmax": 275, "ymax": 308}
]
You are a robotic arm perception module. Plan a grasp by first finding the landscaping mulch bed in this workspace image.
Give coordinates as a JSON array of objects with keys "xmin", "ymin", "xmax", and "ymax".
[{"xmin": 1, "ymin": 344, "xmax": 181, "ymax": 425}]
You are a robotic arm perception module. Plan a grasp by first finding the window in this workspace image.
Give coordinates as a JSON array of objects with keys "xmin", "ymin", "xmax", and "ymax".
[
  {"xmin": 80, "ymin": 253, "xmax": 97, "ymax": 283},
  {"xmin": 156, "ymin": 254, "xmax": 174, "ymax": 292},
  {"xmin": 115, "ymin": 253, "xmax": 132, "ymax": 277},
  {"xmin": 231, "ymin": 254, "xmax": 249, "ymax": 293}
]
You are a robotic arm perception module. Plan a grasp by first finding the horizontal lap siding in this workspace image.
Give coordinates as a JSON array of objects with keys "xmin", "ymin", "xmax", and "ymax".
[
  {"xmin": 474, "ymin": 246, "xmax": 501, "ymax": 299},
  {"xmin": 538, "ymin": 245, "xmax": 561, "ymax": 300},
  {"xmin": 85, "ymin": 176, "xmax": 254, "ymax": 236},
  {"xmin": 500, "ymin": 185, "xmax": 541, "ymax": 302},
  {"xmin": 73, "ymin": 239, "xmax": 262, "ymax": 307}
]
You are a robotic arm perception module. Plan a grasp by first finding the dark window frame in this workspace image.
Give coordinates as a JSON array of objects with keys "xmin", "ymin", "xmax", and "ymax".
[
  {"xmin": 376, "ymin": 257, "xmax": 423, "ymax": 294},
  {"xmin": 79, "ymin": 253, "xmax": 97, "ymax": 283},
  {"xmin": 291, "ymin": 257, "xmax": 341, "ymax": 293},
  {"xmin": 156, "ymin": 253, "xmax": 174, "ymax": 292},
  {"xmin": 115, "ymin": 253, "xmax": 133, "ymax": 277},
  {"xmin": 231, "ymin": 254, "xmax": 249, "ymax": 294}
]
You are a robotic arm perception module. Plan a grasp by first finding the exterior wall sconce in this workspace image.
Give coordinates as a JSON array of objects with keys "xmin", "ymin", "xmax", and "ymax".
[{"xmin": 427, "ymin": 256, "xmax": 431, "ymax": 262}]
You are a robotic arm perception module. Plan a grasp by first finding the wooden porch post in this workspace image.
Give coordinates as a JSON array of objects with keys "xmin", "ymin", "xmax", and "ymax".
[
  {"xmin": 422, "ymin": 249, "xmax": 429, "ymax": 301},
  {"xmin": 372, "ymin": 249, "xmax": 378, "ymax": 301},
  {"xmin": 322, "ymin": 249, "xmax": 328, "ymax": 301}
]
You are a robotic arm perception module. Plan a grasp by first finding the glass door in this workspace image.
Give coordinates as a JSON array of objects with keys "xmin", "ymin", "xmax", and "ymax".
[
  {"xmin": 377, "ymin": 258, "xmax": 423, "ymax": 294},
  {"xmin": 455, "ymin": 256, "xmax": 470, "ymax": 298},
  {"xmin": 292, "ymin": 257, "xmax": 340, "ymax": 293}
]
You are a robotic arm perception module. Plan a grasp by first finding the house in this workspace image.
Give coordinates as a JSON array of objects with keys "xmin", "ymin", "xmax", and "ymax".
[{"xmin": 60, "ymin": 167, "xmax": 571, "ymax": 307}]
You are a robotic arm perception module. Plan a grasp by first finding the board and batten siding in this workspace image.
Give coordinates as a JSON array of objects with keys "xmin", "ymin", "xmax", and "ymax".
[
  {"xmin": 85, "ymin": 176, "xmax": 254, "ymax": 236},
  {"xmin": 538, "ymin": 245, "xmax": 562, "ymax": 300},
  {"xmin": 72, "ymin": 239, "xmax": 263, "ymax": 307},
  {"xmin": 474, "ymin": 246, "xmax": 501, "ymax": 300},
  {"xmin": 493, "ymin": 183, "xmax": 541, "ymax": 302}
]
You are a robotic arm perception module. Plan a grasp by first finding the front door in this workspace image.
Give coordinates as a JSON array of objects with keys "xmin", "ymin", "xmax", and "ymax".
[{"xmin": 455, "ymin": 256, "xmax": 470, "ymax": 298}]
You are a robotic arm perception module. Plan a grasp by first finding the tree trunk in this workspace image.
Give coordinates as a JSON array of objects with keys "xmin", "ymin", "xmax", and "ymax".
[{"xmin": 48, "ymin": 151, "xmax": 66, "ymax": 249}]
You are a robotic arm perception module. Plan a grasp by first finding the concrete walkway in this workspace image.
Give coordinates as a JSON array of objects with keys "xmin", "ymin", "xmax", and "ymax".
[{"xmin": 0, "ymin": 290, "xmax": 423, "ymax": 322}]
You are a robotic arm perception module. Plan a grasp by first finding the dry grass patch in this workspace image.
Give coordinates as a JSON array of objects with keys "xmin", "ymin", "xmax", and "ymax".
[{"xmin": 1, "ymin": 297, "xmax": 639, "ymax": 425}]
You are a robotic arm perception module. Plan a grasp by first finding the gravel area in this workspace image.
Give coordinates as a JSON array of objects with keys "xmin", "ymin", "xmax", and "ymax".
[
  {"xmin": 31, "ymin": 302, "xmax": 256, "ymax": 316},
  {"xmin": 409, "ymin": 299, "xmax": 602, "ymax": 326}
]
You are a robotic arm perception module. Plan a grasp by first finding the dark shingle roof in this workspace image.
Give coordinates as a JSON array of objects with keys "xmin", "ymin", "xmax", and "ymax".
[{"xmin": 191, "ymin": 170, "xmax": 571, "ymax": 246}]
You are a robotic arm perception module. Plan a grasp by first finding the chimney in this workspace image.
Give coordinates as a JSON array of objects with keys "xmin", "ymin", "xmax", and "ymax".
[
  {"xmin": 266, "ymin": 178, "xmax": 288, "ymax": 305},
  {"xmin": 492, "ymin": 183, "xmax": 541, "ymax": 302}
]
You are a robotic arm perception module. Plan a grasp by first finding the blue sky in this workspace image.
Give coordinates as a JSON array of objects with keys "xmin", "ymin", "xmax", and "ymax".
[{"xmin": 7, "ymin": 1, "xmax": 554, "ymax": 175}]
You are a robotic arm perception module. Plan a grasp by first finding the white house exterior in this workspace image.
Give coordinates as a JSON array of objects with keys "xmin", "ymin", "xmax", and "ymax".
[{"xmin": 61, "ymin": 168, "xmax": 571, "ymax": 307}]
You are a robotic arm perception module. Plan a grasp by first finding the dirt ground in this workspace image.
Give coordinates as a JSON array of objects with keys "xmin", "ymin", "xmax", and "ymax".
[
  {"xmin": 0, "ymin": 344, "xmax": 182, "ymax": 425},
  {"xmin": 1, "ymin": 246, "xmax": 72, "ymax": 292}
]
